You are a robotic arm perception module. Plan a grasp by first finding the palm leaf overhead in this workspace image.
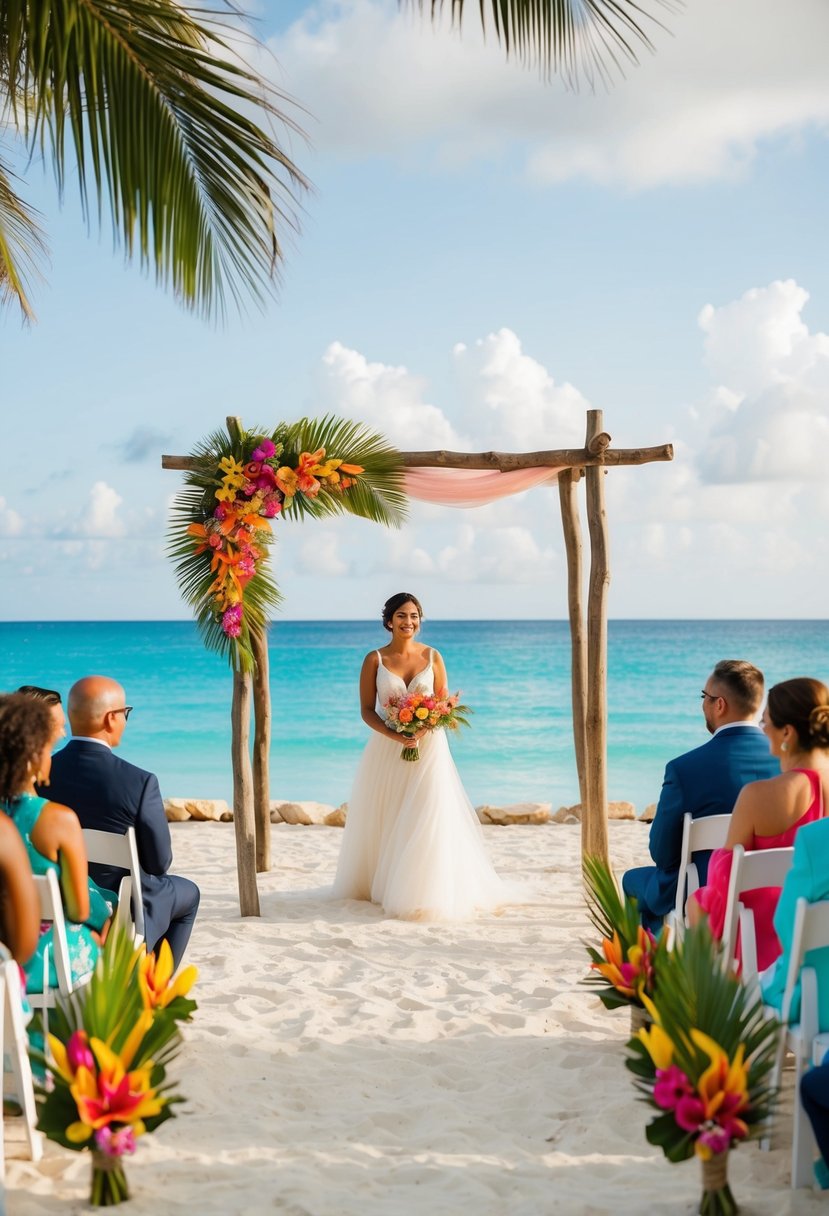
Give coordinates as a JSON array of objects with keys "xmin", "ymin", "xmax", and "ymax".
[
  {"xmin": 0, "ymin": 0, "xmax": 308, "ymax": 321},
  {"xmin": 168, "ymin": 418, "xmax": 406, "ymax": 671},
  {"xmin": 0, "ymin": 159, "xmax": 47, "ymax": 321},
  {"xmin": 413, "ymin": 0, "xmax": 680, "ymax": 84}
]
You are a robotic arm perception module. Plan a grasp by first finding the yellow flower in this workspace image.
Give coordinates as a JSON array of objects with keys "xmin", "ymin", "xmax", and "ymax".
[
  {"xmin": 219, "ymin": 456, "xmax": 245, "ymax": 479},
  {"xmin": 275, "ymin": 466, "xmax": 299, "ymax": 496},
  {"xmin": 415, "ymin": 707, "xmax": 429, "ymax": 720},
  {"xmin": 138, "ymin": 939, "xmax": 198, "ymax": 1011},
  {"xmin": 638, "ymin": 1020, "xmax": 675, "ymax": 1071},
  {"xmin": 215, "ymin": 485, "xmax": 236, "ymax": 502}
]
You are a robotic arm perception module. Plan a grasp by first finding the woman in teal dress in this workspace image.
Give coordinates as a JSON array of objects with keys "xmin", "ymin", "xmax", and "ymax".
[{"xmin": 0, "ymin": 693, "xmax": 117, "ymax": 992}]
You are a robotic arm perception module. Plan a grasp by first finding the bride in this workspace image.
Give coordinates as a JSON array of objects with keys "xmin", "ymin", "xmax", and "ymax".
[{"xmin": 332, "ymin": 592, "xmax": 517, "ymax": 921}]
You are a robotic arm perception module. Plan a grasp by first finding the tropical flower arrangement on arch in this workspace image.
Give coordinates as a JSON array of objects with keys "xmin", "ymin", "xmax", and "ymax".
[
  {"xmin": 625, "ymin": 925, "xmax": 780, "ymax": 1216},
  {"xmin": 168, "ymin": 416, "xmax": 406, "ymax": 670},
  {"xmin": 34, "ymin": 928, "xmax": 198, "ymax": 1207},
  {"xmin": 582, "ymin": 855, "xmax": 663, "ymax": 1020}
]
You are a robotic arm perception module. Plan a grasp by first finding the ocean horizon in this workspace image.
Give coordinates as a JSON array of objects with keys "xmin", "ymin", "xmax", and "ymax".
[{"xmin": 2, "ymin": 618, "xmax": 826, "ymax": 812}]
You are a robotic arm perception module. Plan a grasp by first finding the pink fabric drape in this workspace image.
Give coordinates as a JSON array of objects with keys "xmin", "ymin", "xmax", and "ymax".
[{"xmin": 403, "ymin": 466, "xmax": 564, "ymax": 508}]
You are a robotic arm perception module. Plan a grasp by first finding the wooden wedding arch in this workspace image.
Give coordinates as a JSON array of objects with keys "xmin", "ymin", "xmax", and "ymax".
[{"xmin": 163, "ymin": 409, "xmax": 672, "ymax": 916}]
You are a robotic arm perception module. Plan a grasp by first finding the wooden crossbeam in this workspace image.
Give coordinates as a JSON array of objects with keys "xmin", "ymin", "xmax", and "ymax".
[{"xmin": 162, "ymin": 442, "xmax": 672, "ymax": 473}]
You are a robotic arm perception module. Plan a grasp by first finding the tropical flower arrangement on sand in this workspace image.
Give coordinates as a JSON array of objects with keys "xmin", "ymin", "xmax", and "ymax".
[
  {"xmin": 383, "ymin": 689, "xmax": 471, "ymax": 761},
  {"xmin": 34, "ymin": 929, "xmax": 197, "ymax": 1207},
  {"xmin": 168, "ymin": 417, "xmax": 406, "ymax": 669},
  {"xmin": 582, "ymin": 855, "xmax": 663, "ymax": 1028},
  {"xmin": 625, "ymin": 926, "xmax": 779, "ymax": 1216}
]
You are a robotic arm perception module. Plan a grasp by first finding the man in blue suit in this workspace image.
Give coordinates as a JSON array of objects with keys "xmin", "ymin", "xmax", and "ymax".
[
  {"xmin": 623, "ymin": 659, "xmax": 778, "ymax": 933},
  {"xmin": 45, "ymin": 676, "xmax": 200, "ymax": 968}
]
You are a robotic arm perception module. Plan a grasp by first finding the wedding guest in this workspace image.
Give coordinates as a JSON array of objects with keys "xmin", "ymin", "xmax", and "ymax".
[
  {"xmin": 45, "ymin": 676, "xmax": 200, "ymax": 968},
  {"xmin": 800, "ymin": 1061, "xmax": 829, "ymax": 1190},
  {"xmin": 0, "ymin": 693, "xmax": 115, "ymax": 991},
  {"xmin": 17, "ymin": 684, "xmax": 66, "ymax": 743},
  {"xmin": 623, "ymin": 660, "xmax": 778, "ymax": 933},
  {"xmin": 761, "ymin": 815, "xmax": 829, "ymax": 1028},
  {"xmin": 689, "ymin": 678, "xmax": 829, "ymax": 972},
  {"xmin": 0, "ymin": 811, "xmax": 40, "ymax": 966}
]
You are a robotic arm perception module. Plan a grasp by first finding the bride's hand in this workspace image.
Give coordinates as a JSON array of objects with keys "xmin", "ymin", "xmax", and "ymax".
[{"xmin": 405, "ymin": 729, "xmax": 427, "ymax": 746}]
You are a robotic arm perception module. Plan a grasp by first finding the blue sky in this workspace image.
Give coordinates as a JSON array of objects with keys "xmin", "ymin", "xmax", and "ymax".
[{"xmin": 3, "ymin": 0, "xmax": 829, "ymax": 620}]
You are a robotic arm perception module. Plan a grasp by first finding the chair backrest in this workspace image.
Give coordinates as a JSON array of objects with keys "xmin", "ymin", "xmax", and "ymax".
[
  {"xmin": 32, "ymin": 870, "xmax": 75, "ymax": 995},
  {"xmin": 781, "ymin": 898, "xmax": 829, "ymax": 1025},
  {"xmin": 720, "ymin": 844, "xmax": 795, "ymax": 973},
  {"xmin": 673, "ymin": 813, "xmax": 732, "ymax": 927},
  {"xmin": 82, "ymin": 827, "xmax": 145, "ymax": 939}
]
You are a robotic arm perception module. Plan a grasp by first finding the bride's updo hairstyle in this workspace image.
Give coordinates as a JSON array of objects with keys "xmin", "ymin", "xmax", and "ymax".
[
  {"xmin": 382, "ymin": 592, "xmax": 424, "ymax": 633},
  {"xmin": 766, "ymin": 677, "xmax": 829, "ymax": 752}
]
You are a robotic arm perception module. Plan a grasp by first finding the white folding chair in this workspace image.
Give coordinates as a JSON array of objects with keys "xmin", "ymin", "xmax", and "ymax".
[
  {"xmin": 28, "ymin": 871, "xmax": 92, "ymax": 1041},
  {"xmin": 81, "ymin": 827, "xmax": 145, "ymax": 944},
  {"xmin": 0, "ymin": 945, "xmax": 42, "ymax": 1169},
  {"xmin": 765, "ymin": 898, "xmax": 829, "ymax": 1186},
  {"xmin": 666, "ymin": 813, "xmax": 732, "ymax": 947},
  {"xmin": 720, "ymin": 845, "xmax": 794, "ymax": 976}
]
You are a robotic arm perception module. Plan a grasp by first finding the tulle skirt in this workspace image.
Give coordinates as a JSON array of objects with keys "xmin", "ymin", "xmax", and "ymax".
[{"xmin": 332, "ymin": 729, "xmax": 519, "ymax": 921}]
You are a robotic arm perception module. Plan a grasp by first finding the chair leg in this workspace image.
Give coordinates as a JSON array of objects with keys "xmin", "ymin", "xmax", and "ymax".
[{"xmin": 4, "ymin": 975, "xmax": 42, "ymax": 1164}]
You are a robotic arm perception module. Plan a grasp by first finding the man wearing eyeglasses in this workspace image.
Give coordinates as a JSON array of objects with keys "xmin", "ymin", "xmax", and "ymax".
[
  {"xmin": 43, "ymin": 675, "xmax": 200, "ymax": 968},
  {"xmin": 622, "ymin": 659, "xmax": 779, "ymax": 934}
]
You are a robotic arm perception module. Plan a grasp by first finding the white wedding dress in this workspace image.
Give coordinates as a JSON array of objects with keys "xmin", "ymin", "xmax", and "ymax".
[{"xmin": 332, "ymin": 649, "xmax": 517, "ymax": 920}]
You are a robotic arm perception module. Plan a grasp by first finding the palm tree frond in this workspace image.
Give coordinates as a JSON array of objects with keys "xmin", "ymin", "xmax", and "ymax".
[
  {"xmin": 1, "ymin": 0, "xmax": 309, "ymax": 320},
  {"xmin": 0, "ymin": 156, "xmax": 48, "ymax": 321},
  {"xmin": 412, "ymin": 0, "xmax": 681, "ymax": 86}
]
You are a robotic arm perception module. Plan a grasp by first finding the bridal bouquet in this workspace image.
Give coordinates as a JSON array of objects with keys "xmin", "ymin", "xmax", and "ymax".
[
  {"xmin": 384, "ymin": 690, "xmax": 471, "ymax": 761},
  {"xmin": 35, "ymin": 929, "xmax": 197, "ymax": 1207},
  {"xmin": 625, "ymin": 926, "xmax": 779, "ymax": 1215}
]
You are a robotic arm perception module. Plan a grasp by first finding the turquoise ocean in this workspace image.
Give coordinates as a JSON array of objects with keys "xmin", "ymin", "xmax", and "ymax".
[{"xmin": 1, "ymin": 620, "xmax": 826, "ymax": 812}]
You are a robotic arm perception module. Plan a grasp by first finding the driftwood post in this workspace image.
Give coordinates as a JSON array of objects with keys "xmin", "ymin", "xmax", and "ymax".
[
  {"xmin": 558, "ymin": 469, "xmax": 588, "ymax": 809},
  {"xmin": 231, "ymin": 669, "xmax": 260, "ymax": 916},
  {"xmin": 250, "ymin": 622, "xmax": 272, "ymax": 872},
  {"xmin": 583, "ymin": 410, "xmax": 611, "ymax": 862}
]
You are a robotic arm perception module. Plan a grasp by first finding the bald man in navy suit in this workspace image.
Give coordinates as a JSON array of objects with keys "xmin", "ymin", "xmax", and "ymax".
[
  {"xmin": 623, "ymin": 659, "xmax": 778, "ymax": 933},
  {"xmin": 44, "ymin": 676, "xmax": 200, "ymax": 968}
]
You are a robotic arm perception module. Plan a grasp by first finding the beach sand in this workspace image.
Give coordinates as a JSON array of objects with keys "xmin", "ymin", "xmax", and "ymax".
[{"xmin": 5, "ymin": 822, "xmax": 823, "ymax": 1215}]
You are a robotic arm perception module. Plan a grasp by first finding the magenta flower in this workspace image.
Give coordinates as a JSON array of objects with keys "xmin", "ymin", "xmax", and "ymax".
[
  {"xmin": 697, "ymin": 1126, "xmax": 731, "ymax": 1156},
  {"xmin": 255, "ymin": 466, "xmax": 276, "ymax": 489},
  {"xmin": 213, "ymin": 501, "xmax": 231, "ymax": 520},
  {"xmin": 222, "ymin": 604, "xmax": 243, "ymax": 637},
  {"xmin": 66, "ymin": 1030, "xmax": 95, "ymax": 1075},
  {"xmin": 653, "ymin": 1066, "xmax": 693, "ymax": 1111},
  {"xmin": 675, "ymin": 1095, "xmax": 706, "ymax": 1132},
  {"xmin": 94, "ymin": 1126, "xmax": 137, "ymax": 1158},
  {"xmin": 251, "ymin": 439, "xmax": 276, "ymax": 460},
  {"xmin": 262, "ymin": 499, "xmax": 281, "ymax": 518}
]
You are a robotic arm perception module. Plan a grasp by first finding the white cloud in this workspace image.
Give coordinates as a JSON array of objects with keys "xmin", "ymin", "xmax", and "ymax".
[
  {"xmin": 696, "ymin": 280, "xmax": 829, "ymax": 482},
  {"xmin": 384, "ymin": 522, "xmax": 557, "ymax": 584},
  {"xmin": 295, "ymin": 529, "xmax": 349, "ymax": 577},
  {"xmin": 0, "ymin": 497, "xmax": 24, "ymax": 537},
  {"xmin": 451, "ymin": 329, "xmax": 588, "ymax": 449},
  {"xmin": 320, "ymin": 342, "xmax": 464, "ymax": 449},
  {"xmin": 83, "ymin": 482, "xmax": 126, "ymax": 538},
  {"xmin": 271, "ymin": 0, "xmax": 829, "ymax": 188}
]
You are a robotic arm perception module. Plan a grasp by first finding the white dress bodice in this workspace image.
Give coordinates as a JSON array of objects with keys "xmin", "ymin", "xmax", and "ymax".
[{"xmin": 375, "ymin": 649, "xmax": 434, "ymax": 718}]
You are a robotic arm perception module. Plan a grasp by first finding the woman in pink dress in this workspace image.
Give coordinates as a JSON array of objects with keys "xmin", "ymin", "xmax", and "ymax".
[{"xmin": 689, "ymin": 677, "xmax": 829, "ymax": 972}]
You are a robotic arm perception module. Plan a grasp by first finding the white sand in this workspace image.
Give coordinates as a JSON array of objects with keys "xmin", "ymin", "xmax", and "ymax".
[{"xmin": 5, "ymin": 822, "xmax": 825, "ymax": 1215}]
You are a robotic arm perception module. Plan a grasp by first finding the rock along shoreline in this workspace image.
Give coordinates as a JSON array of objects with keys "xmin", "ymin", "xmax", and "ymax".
[{"xmin": 163, "ymin": 798, "xmax": 658, "ymax": 827}]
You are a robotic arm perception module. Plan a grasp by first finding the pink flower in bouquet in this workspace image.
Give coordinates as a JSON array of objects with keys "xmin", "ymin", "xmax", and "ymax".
[
  {"xmin": 653, "ymin": 1066, "xmax": 693, "ymax": 1111},
  {"xmin": 67, "ymin": 1030, "xmax": 96, "ymax": 1077},
  {"xmin": 95, "ymin": 1126, "xmax": 137, "ymax": 1158},
  {"xmin": 675, "ymin": 1094, "xmax": 706, "ymax": 1132},
  {"xmin": 697, "ymin": 1125, "xmax": 731, "ymax": 1157},
  {"xmin": 262, "ymin": 498, "xmax": 282, "ymax": 518}
]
